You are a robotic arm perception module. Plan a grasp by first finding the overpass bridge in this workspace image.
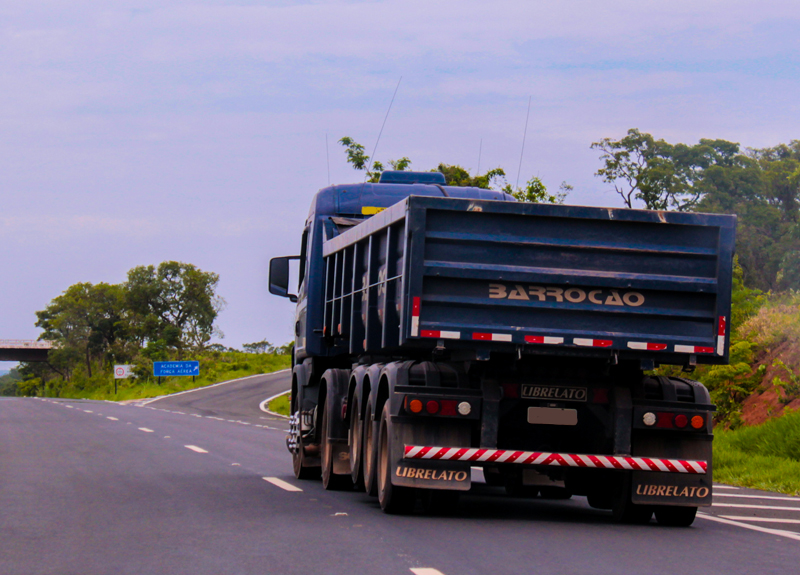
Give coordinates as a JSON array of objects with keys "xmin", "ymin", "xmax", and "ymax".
[{"xmin": 0, "ymin": 340, "xmax": 53, "ymax": 362}]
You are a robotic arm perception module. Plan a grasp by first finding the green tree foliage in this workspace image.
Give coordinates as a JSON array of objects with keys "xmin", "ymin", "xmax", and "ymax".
[
  {"xmin": 21, "ymin": 261, "xmax": 225, "ymax": 395},
  {"xmin": 126, "ymin": 262, "xmax": 225, "ymax": 353},
  {"xmin": 338, "ymin": 137, "xmax": 569, "ymax": 204},
  {"xmin": 0, "ymin": 368, "xmax": 22, "ymax": 396},
  {"xmin": 594, "ymin": 130, "xmax": 800, "ymax": 291}
]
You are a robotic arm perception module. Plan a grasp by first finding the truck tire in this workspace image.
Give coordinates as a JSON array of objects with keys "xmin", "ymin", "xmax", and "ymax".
[
  {"xmin": 292, "ymin": 432, "xmax": 320, "ymax": 480},
  {"xmin": 349, "ymin": 395, "xmax": 365, "ymax": 489},
  {"xmin": 654, "ymin": 506, "xmax": 697, "ymax": 527},
  {"xmin": 612, "ymin": 481, "xmax": 653, "ymax": 524},
  {"xmin": 362, "ymin": 397, "xmax": 379, "ymax": 496},
  {"xmin": 321, "ymin": 404, "xmax": 353, "ymax": 491},
  {"xmin": 377, "ymin": 402, "xmax": 416, "ymax": 514}
]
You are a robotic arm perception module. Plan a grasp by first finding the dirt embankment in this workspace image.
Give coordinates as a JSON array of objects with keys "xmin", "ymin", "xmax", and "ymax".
[{"xmin": 742, "ymin": 340, "xmax": 800, "ymax": 426}]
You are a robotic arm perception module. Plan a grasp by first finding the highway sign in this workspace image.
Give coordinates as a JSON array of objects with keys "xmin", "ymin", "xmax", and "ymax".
[
  {"xmin": 153, "ymin": 361, "xmax": 200, "ymax": 377},
  {"xmin": 114, "ymin": 365, "xmax": 134, "ymax": 379}
]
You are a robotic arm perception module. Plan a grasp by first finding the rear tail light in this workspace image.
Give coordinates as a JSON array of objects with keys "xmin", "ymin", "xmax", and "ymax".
[
  {"xmin": 404, "ymin": 396, "xmax": 472, "ymax": 417},
  {"xmin": 643, "ymin": 410, "xmax": 707, "ymax": 431}
]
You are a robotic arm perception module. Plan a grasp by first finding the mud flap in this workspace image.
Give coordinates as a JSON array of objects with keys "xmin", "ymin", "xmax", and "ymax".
[
  {"xmin": 389, "ymin": 418, "xmax": 472, "ymax": 491},
  {"xmin": 631, "ymin": 471, "xmax": 712, "ymax": 507}
]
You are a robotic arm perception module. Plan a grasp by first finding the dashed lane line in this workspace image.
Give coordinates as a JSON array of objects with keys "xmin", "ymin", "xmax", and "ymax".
[
  {"xmin": 715, "ymin": 493, "xmax": 800, "ymax": 502},
  {"xmin": 698, "ymin": 513, "xmax": 800, "ymax": 542},
  {"xmin": 185, "ymin": 445, "xmax": 208, "ymax": 453},
  {"xmin": 107, "ymin": 417, "xmax": 118, "ymax": 421},
  {"xmin": 410, "ymin": 569, "xmax": 446, "ymax": 575},
  {"xmin": 263, "ymin": 477, "xmax": 302, "ymax": 492},
  {"xmin": 84, "ymin": 410, "xmax": 93, "ymax": 413},
  {"xmin": 712, "ymin": 503, "xmax": 800, "ymax": 512},
  {"xmin": 721, "ymin": 516, "xmax": 800, "ymax": 524},
  {"xmin": 138, "ymin": 428, "xmax": 154, "ymax": 433}
]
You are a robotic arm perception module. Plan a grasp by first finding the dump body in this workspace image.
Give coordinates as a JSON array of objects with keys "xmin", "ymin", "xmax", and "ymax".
[
  {"xmin": 272, "ymin": 177, "xmax": 734, "ymax": 524},
  {"xmin": 321, "ymin": 195, "xmax": 736, "ymax": 366}
]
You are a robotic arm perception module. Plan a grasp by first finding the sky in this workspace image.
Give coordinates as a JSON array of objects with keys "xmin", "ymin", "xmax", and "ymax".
[{"xmin": 1, "ymin": 0, "xmax": 799, "ymax": 367}]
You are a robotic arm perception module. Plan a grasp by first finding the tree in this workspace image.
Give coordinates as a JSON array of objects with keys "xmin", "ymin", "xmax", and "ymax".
[
  {"xmin": 34, "ymin": 282, "xmax": 125, "ymax": 377},
  {"xmin": 125, "ymin": 261, "xmax": 225, "ymax": 353},
  {"xmin": 591, "ymin": 128, "xmax": 705, "ymax": 211},
  {"xmin": 338, "ymin": 137, "xmax": 569, "ymax": 204}
]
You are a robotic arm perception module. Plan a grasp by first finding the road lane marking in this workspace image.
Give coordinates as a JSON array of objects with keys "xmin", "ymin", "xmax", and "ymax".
[
  {"xmin": 721, "ymin": 516, "xmax": 800, "ymax": 524},
  {"xmin": 260, "ymin": 390, "xmax": 290, "ymax": 418},
  {"xmin": 712, "ymin": 503, "xmax": 800, "ymax": 511},
  {"xmin": 714, "ymin": 485, "xmax": 739, "ymax": 489},
  {"xmin": 139, "ymin": 370, "xmax": 290, "ymax": 405},
  {"xmin": 698, "ymin": 513, "xmax": 800, "ymax": 542},
  {"xmin": 66, "ymin": 405, "xmax": 74, "ymax": 408},
  {"xmin": 138, "ymin": 428, "xmax": 154, "ymax": 433},
  {"xmin": 107, "ymin": 417, "xmax": 118, "ymax": 421},
  {"xmin": 715, "ymin": 493, "xmax": 800, "ymax": 502},
  {"xmin": 411, "ymin": 569, "xmax": 447, "ymax": 575},
  {"xmin": 84, "ymin": 410, "xmax": 93, "ymax": 413},
  {"xmin": 263, "ymin": 477, "xmax": 302, "ymax": 492},
  {"xmin": 185, "ymin": 445, "xmax": 208, "ymax": 453}
]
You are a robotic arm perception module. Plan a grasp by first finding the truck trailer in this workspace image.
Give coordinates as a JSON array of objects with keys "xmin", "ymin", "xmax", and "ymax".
[{"xmin": 269, "ymin": 171, "xmax": 736, "ymax": 526}]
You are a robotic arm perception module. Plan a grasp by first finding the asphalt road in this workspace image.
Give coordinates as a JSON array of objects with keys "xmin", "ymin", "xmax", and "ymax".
[{"xmin": 3, "ymin": 372, "xmax": 800, "ymax": 575}]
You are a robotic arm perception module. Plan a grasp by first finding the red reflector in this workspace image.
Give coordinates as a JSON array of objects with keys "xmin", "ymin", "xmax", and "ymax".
[
  {"xmin": 502, "ymin": 383, "xmax": 519, "ymax": 399},
  {"xmin": 426, "ymin": 400, "xmax": 440, "ymax": 414},
  {"xmin": 656, "ymin": 412, "xmax": 674, "ymax": 428},
  {"xmin": 691, "ymin": 415, "xmax": 705, "ymax": 429},
  {"xmin": 440, "ymin": 400, "xmax": 457, "ymax": 416},
  {"xmin": 592, "ymin": 388, "xmax": 609, "ymax": 404},
  {"xmin": 674, "ymin": 414, "xmax": 689, "ymax": 428}
]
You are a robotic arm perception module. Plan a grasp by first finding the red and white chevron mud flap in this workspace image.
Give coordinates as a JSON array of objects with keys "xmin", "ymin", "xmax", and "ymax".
[{"xmin": 404, "ymin": 445, "xmax": 708, "ymax": 474}]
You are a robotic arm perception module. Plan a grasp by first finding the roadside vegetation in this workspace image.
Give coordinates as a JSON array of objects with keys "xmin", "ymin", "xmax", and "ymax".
[
  {"xmin": 1, "ymin": 260, "xmax": 292, "ymax": 401},
  {"xmin": 267, "ymin": 392, "xmax": 291, "ymax": 416}
]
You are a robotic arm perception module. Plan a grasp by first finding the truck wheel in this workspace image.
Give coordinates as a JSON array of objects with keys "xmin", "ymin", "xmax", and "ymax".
[
  {"xmin": 362, "ymin": 400, "xmax": 379, "ymax": 496},
  {"xmin": 654, "ymin": 506, "xmax": 697, "ymax": 527},
  {"xmin": 321, "ymin": 404, "xmax": 353, "ymax": 491},
  {"xmin": 292, "ymin": 433, "xmax": 321, "ymax": 480},
  {"xmin": 612, "ymin": 477, "xmax": 653, "ymax": 524},
  {"xmin": 349, "ymin": 395, "xmax": 365, "ymax": 490},
  {"xmin": 377, "ymin": 402, "xmax": 416, "ymax": 514}
]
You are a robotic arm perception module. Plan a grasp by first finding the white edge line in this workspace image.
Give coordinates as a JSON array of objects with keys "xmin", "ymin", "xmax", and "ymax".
[
  {"xmin": 410, "ymin": 569, "xmax": 447, "ymax": 575},
  {"xmin": 136, "ymin": 369, "xmax": 291, "ymax": 406},
  {"xmin": 721, "ymin": 516, "xmax": 800, "ymax": 525},
  {"xmin": 697, "ymin": 513, "xmax": 800, "ymax": 541},
  {"xmin": 259, "ymin": 390, "xmax": 291, "ymax": 419},
  {"xmin": 184, "ymin": 445, "xmax": 208, "ymax": 453},
  {"xmin": 263, "ymin": 477, "xmax": 302, "ymax": 492}
]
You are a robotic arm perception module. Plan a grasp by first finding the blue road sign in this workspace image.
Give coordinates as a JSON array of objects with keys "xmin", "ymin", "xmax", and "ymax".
[{"xmin": 153, "ymin": 361, "xmax": 200, "ymax": 377}]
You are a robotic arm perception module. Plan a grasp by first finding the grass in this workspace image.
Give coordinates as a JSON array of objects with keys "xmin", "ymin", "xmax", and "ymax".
[
  {"xmin": 41, "ymin": 352, "xmax": 291, "ymax": 401},
  {"xmin": 714, "ymin": 409, "xmax": 800, "ymax": 495},
  {"xmin": 268, "ymin": 393, "xmax": 291, "ymax": 416}
]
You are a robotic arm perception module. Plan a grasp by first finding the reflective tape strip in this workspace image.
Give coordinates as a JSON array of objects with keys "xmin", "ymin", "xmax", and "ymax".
[
  {"xmin": 717, "ymin": 316, "xmax": 727, "ymax": 355},
  {"xmin": 421, "ymin": 330, "xmax": 460, "ymax": 340},
  {"xmin": 675, "ymin": 345, "xmax": 716, "ymax": 354},
  {"xmin": 574, "ymin": 338, "xmax": 613, "ymax": 348},
  {"xmin": 627, "ymin": 342, "xmax": 668, "ymax": 351},
  {"xmin": 410, "ymin": 297, "xmax": 421, "ymax": 336},
  {"xmin": 403, "ymin": 445, "xmax": 707, "ymax": 474},
  {"xmin": 473, "ymin": 333, "xmax": 513, "ymax": 342},
  {"xmin": 525, "ymin": 335, "xmax": 565, "ymax": 345}
]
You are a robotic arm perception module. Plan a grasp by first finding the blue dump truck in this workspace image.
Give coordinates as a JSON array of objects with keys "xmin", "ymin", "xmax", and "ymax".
[{"xmin": 269, "ymin": 171, "xmax": 736, "ymax": 526}]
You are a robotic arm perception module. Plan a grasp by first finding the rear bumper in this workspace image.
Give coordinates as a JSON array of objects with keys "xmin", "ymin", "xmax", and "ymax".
[{"xmin": 404, "ymin": 445, "xmax": 708, "ymax": 475}]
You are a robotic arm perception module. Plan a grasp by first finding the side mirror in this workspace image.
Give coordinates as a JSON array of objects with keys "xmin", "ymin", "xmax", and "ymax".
[{"xmin": 269, "ymin": 256, "xmax": 300, "ymax": 302}]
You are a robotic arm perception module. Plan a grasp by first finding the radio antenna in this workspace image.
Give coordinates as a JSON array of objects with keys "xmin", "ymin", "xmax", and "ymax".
[
  {"xmin": 515, "ymin": 96, "xmax": 532, "ymax": 189},
  {"xmin": 477, "ymin": 138, "xmax": 483, "ymax": 176},
  {"xmin": 366, "ymin": 76, "xmax": 402, "ymax": 181},
  {"xmin": 325, "ymin": 132, "xmax": 331, "ymax": 186}
]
